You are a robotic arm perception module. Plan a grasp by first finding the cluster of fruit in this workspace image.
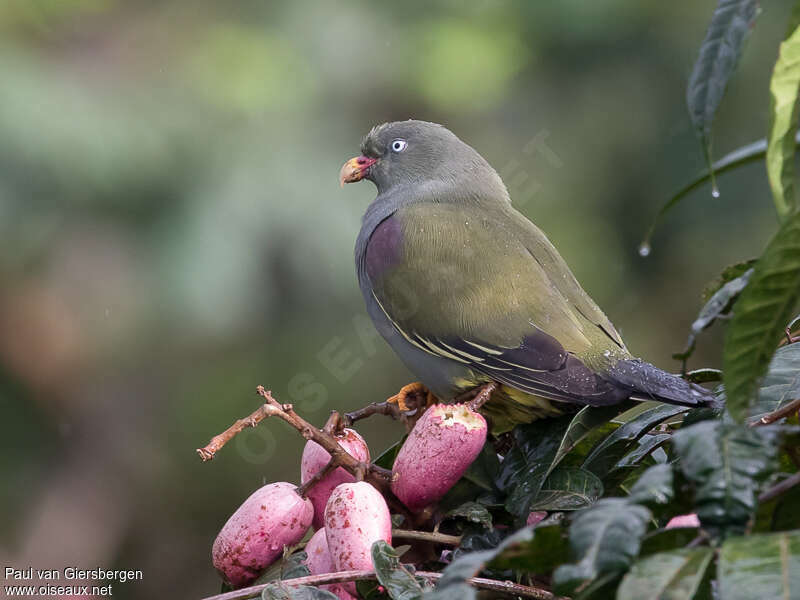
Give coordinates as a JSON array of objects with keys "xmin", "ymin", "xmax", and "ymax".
[{"xmin": 211, "ymin": 403, "xmax": 488, "ymax": 597}]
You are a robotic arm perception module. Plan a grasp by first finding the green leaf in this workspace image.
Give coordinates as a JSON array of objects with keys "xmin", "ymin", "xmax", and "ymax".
[
  {"xmin": 255, "ymin": 551, "xmax": 311, "ymax": 585},
  {"xmin": 701, "ymin": 259, "xmax": 759, "ymax": 303},
  {"xmin": 767, "ymin": 10, "xmax": 800, "ymax": 220},
  {"xmin": 719, "ymin": 530, "xmax": 800, "ymax": 599},
  {"xmin": 529, "ymin": 467, "xmax": 603, "ymax": 511},
  {"xmin": 684, "ymin": 368, "xmax": 723, "ymax": 384},
  {"xmin": 489, "ymin": 524, "xmax": 569, "ymax": 574},
  {"xmin": 639, "ymin": 527, "xmax": 701, "ymax": 557},
  {"xmin": 723, "ymin": 211, "xmax": 800, "ymax": 421},
  {"xmin": 687, "ymin": 0, "xmax": 759, "ymax": 176},
  {"xmin": 615, "ymin": 434, "xmax": 671, "ymax": 469},
  {"xmin": 552, "ymin": 498, "xmax": 651, "ymax": 595},
  {"xmin": 582, "ymin": 403, "xmax": 686, "ymax": 479},
  {"xmin": 461, "ymin": 442, "xmax": 501, "ymax": 491},
  {"xmin": 374, "ymin": 439, "xmax": 404, "ymax": 470},
  {"xmin": 545, "ymin": 402, "xmax": 635, "ymax": 479},
  {"xmin": 672, "ymin": 421, "xmax": 779, "ymax": 537},
  {"xmin": 748, "ymin": 343, "xmax": 800, "ymax": 422},
  {"xmin": 640, "ymin": 136, "xmax": 799, "ymax": 251},
  {"xmin": 675, "ymin": 268, "xmax": 753, "ymax": 363},
  {"xmin": 444, "ymin": 501, "xmax": 492, "ymax": 529},
  {"xmin": 617, "ymin": 548, "xmax": 713, "ymax": 600},
  {"xmin": 371, "ymin": 541, "xmax": 427, "ymax": 600},
  {"xmin": 426, "ymin": 527, "xmax": 534, "ymax": 598},
  {"xmin": 627, "ymin": 464, "xmax": 674, "ymax": 507},
  {"xmin": 497, "ymin": 418, "xmax": 572, "ymax": 517},
  {"xmin": 261, "ymin": 584, "xmax": 339, "ymax": 600}
]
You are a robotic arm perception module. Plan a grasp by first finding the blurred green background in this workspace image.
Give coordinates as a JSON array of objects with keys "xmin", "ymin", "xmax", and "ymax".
[{"xmin": 0, "ymin": 1, "xmax": 790, "ymax": 597}]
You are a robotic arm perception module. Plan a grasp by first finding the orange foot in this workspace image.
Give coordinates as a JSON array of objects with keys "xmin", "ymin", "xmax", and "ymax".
[{"xmin": 387, "ymin": 382, "xmax": 437, "ymax": 412}]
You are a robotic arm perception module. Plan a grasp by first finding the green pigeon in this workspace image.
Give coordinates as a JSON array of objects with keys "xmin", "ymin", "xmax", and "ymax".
[{"xmin": 341, "ymin": 120, "xmax": 714, "ymax": 432}]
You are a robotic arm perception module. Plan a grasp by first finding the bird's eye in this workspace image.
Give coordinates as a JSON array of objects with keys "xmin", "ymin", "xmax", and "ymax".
[{"xmin": 390, "ymin": 139, "xmax": 407, "ymax": 153}]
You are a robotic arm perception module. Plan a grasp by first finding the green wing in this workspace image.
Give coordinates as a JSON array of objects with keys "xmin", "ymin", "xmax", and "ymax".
[{"xmin": 369, "ymin": 201, "xmax": 630, "ymax": 380}]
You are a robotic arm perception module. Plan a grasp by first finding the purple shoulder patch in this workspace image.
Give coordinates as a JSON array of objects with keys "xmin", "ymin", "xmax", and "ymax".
[{"xmin": 365, "ymin": 216, "xmax": 404, "ymax": 282}]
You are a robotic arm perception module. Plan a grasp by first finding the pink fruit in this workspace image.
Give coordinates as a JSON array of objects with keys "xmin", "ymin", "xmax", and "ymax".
[
  {"xmin": 304, "ymin": 528, "xmax": 357, "ymax": 600},
  {"xmin": 391, "ymin": 403, "xmax": 487, "ymax": 512},
  {"xmin": 301, "ymin": 428, "xmax": 370, "ymax": 529},
  {"xmin": 666, "ymin": 513, "xmax": 700, "ymax": 529},
  {"xmin": 212, "ymin": 482, "xmax": 313, "ymax": 588},
  {"xmin": 325, "ymin": 482, "xmax": 392, "ymax": 594},
  {"xmin": 526, "ymin": 511, "xmax": 548, "ymax": 527}
]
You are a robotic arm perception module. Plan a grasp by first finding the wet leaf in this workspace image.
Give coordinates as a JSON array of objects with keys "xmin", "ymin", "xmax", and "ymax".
[
  {"xmin": 723, "ymin": 211, "xmax": 800, "ymax": 421},
  {"xmin": 582, "ymin": 403, "xmax": 686, "ymax": 480},
  {"xmin": 672, "ymin": 421, "xmax": 779, "ymax": 538},
  {"xmin": 687, "ymin": 0, "xmax": 759, "ymax": 175},
  {"xmin": 444, "ymin": 501, "xmax": 492, "ymax": 529},
  {"xmin": 529, "ymin": 467, "xmax": 603, "ymax": 511}
]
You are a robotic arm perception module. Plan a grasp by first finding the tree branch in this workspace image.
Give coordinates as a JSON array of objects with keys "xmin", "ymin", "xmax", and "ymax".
[
  {"xmin": 749, "ymin": 397, "xmax": 800, "ymax": 427},
  {"xmin": 759, "ymin": 471, "xmax": 800, "ymax": 504},
  {"xmin": 201, "ymin": 569, "xmax": 564, "ymax": 600},
  {"xmin": 197, "ymin": 386, "xmax": 394, "ymax": 493},
  {"xmin": 391, "ymin": 529, "xmax": 462, "ymax": 545}
]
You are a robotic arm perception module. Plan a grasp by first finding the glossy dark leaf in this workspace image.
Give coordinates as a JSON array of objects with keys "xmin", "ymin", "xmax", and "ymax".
[
  {"xmin": 627, "ymin": 464, "xmax": 674, "ymax": 507},
  {"xmin": 260, "ymin": 584, "xmax": 339, "ymax": 600},
  {"xmin": 374, "ymin": 439, "xmax": 404, "ymax": 470},
  {"xmin": 617, "ymin": 548, "xmax": 713, "ymax": 600},
  {"xmin": 748, "ymin": 343, "xmax": 800, "ymax": 422},
  {"xmin": 552, "ymin": 498, "xmax": 651, "ymax": 595},
  {"xmin": 719, "ymin": 530, "xmax": 800, "ymax": 599},
  {"xmin": 444, "ymin": 501, "xmax": 492, "ymax": 529},
  {"xmin": 672, "ymin": 421, "xmax": 779, "ymax": 537},
  {"xmin": 461, "ymin": 442, "xmax": 501, "ymax": 491},
  {"xmin": 723, "ymin": 211, "xmax": 800, "ymax": 421},
  {"xmin": 489, "ymin": 524, "xmax": 568, "ymax": 574},
  {"xmin": 529, "ymin": 466, "xmax": 603, "ymax": 511},
  {"xmin": 498, "ymin": 418, "xmax": 572, "ymax": 517},
  {"xmin": 546, "ymin": 402, "xmax": 635, "ymax": 479},
  {"xmin": 582, "ymin": 403, "xmax": 686, "ymax": 479},
  {"xmin": 687, "ymin": 0, "xmax": 758, "ymax": 172},
  {"xmin": 684, "ymin": 368, "xmax": 723, "ymax": 384},
  {"xmin": 426, "ymin": 527, "xmax": 534, "ymax": 597},
  {"xmin": 614, "ymin": 433, "xmax": 671, "ymax": 469},
  {"xmin": 371, "ymin": 542, "xmax": 427, "ymax": 600}
]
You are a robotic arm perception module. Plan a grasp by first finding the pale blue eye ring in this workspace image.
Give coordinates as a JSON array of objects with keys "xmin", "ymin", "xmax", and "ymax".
[{"xmin": 391, "ymin": 139, "xmax": 407, "ymax": 153}]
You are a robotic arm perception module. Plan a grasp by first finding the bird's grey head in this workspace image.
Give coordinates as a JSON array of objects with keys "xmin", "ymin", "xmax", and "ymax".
[{"xmin": 340, "ymin": 120, "xmax": 509, "ymax": 203}]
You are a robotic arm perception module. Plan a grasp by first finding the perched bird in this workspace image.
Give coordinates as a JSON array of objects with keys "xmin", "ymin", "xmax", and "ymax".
[{"xmin": 341, "ymin": 120, "xmax": 715, "ymax": 432}]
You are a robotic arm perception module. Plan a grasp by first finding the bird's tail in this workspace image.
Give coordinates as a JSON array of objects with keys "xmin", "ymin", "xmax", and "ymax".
[{"xmin": 605, "ymin": 358, "xmax": 721, "ymax": 409}]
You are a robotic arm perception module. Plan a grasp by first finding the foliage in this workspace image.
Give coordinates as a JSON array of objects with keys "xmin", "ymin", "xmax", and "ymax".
[{"xmin": 207, "ymin": 4, "xmax": 800, "ymax": 599}]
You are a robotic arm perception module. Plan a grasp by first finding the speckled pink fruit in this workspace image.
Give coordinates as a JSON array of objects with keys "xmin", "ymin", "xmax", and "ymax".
[
  {"xmin": 325, "ymin": 482, "xmax": 392, "ymax": 594},
  {"xmin": 212, "ymin": 482, "xmax": 313, "ymax": 588},
  {"xmin": 301, "ymin": 428, "xmax": 370, "ymax": 529},
  {"xmin": 304, "ymin": 528, "xmax": 357, "ymax": 600},
  {"xmin": 391, "ymin": 403, "xmax": 487, "ymax": 512}
]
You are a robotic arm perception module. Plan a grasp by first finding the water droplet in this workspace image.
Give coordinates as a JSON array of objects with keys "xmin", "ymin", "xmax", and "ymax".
[
  {"xmin": 711, "ymin": 184, "xmax": 720, "ymax": 198},
  {"xmin": 603, "ymin": 350, "xmax": 611, "ymax": 358},
  {"xmin": 638, "ymin": 243, "xmax": 651, "ymax": 257}
]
